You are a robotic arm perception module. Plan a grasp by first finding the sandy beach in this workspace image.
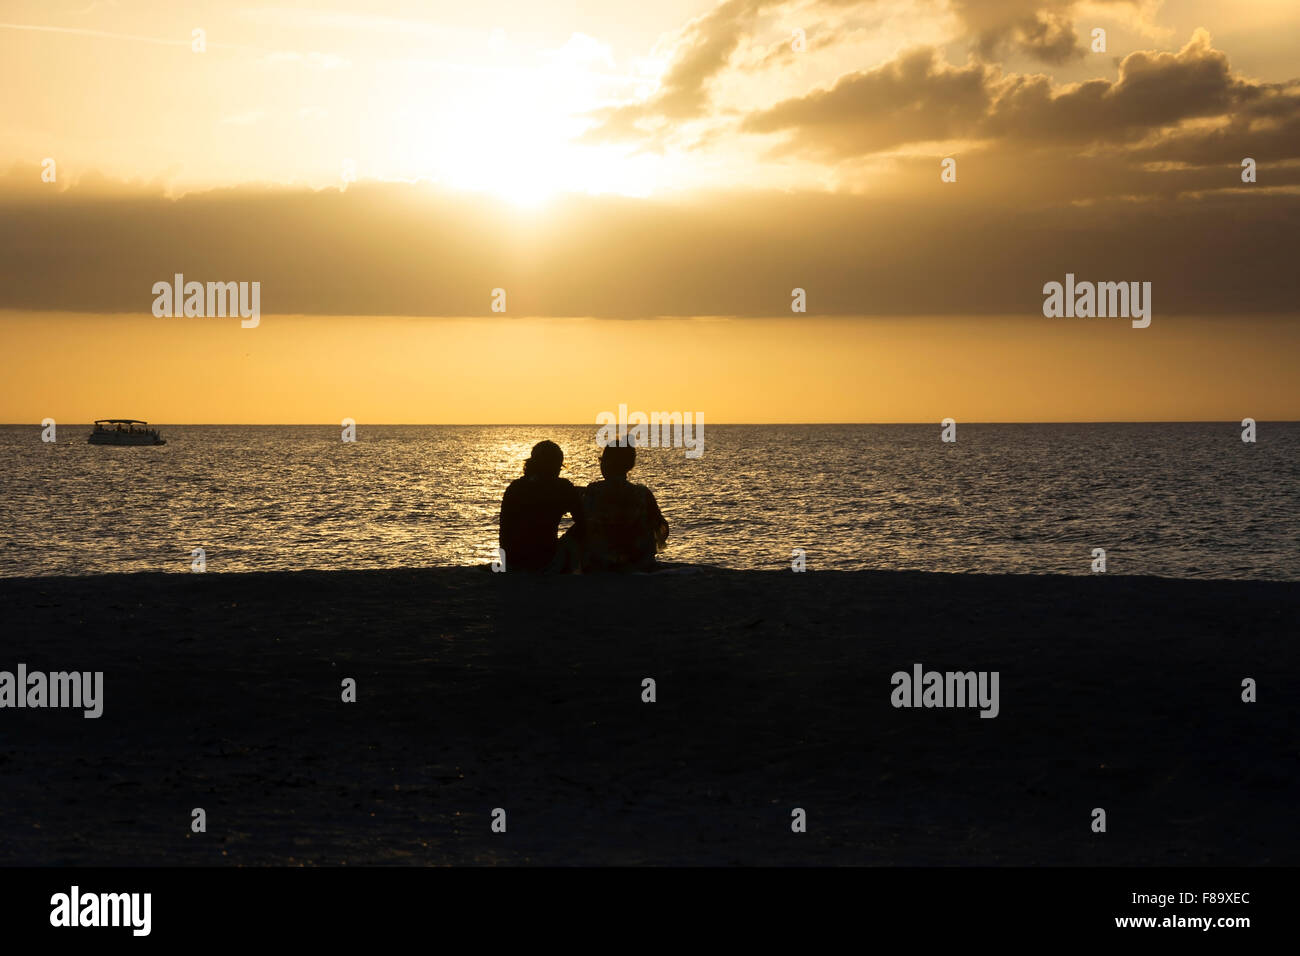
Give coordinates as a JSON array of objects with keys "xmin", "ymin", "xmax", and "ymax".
[{"xmin": 1, "ymin": 567, "xmax": 1296, "ymax": 865}]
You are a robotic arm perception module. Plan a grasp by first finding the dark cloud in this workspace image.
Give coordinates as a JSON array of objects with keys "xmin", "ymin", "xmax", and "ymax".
[
  {"xmin": 1014, "ymin": 8, "xmax": 1079, "ymax": 63},
  {"xmin": 744, "ymin": 23, "xmax": 843, "ymax": 71},
  {"xmin": 954, "ymin": 0, "xmax": 1137, "ymax": 64},
  {"xmin": 874, "ymin": 145, "xmax": 1300, "ymax": 205},
  {"xmin": 743, "ymin": 30, "xmax": 1287, "ymax": 163},
  {"xmin": 586, "ymin": 0, "xmax": 1149, "ymax": 148},
  {"xmin": 989, "ymin": 30, "xmax": 1254, "ymax": 144},
  {"xmin": 741, "ymin": 47, "xmax": 994, "ymax": 155},
  {"xmin": 0, "ymin": 171, "xmax": 1294, "ymax": 319},
  {"xmin": 582, "ymin": 0, "xmax": 892, "ymax": 144},
  {"xmin": 582, "ymin": 0, "xmax": 783, "ymax": 144},
  {"xmin": 1133, "ymin": 120, "xmax": 1300, "ymax": 170}
]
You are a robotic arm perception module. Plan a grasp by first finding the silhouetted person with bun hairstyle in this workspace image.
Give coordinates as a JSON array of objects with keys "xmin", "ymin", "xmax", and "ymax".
[
  {"xmin": 498, "ymin": 440, "xmax": 584, "ymax": 573},
  {"xmin": 580, "ymin": 441, "xmax": 669, "ymax": 572}
]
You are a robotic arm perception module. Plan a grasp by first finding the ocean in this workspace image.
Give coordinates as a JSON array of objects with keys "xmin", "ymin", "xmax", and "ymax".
[{"xmin": 2, "ymin": 423, "xmax": 1297, "ymax": 579}]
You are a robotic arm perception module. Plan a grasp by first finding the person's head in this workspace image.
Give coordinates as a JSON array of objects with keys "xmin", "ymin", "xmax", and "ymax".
[
  {"xmin": 523, "ymin": 440, "xmax": 564, "ymax": 478},
  {"xmin": 599, "ymin": 441, "xmax": 636, "ymax": 480}
]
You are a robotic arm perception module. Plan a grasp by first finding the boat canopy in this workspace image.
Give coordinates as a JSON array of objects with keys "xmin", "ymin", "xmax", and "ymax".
[{"xmin": 94, "ymin": 419, "xmax": 150, "ymax": 425}]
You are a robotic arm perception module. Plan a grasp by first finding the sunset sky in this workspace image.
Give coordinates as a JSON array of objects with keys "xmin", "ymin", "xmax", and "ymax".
[{"xmin": 2, "ymin": 0, "xmax": 1297, "ymax": 422}]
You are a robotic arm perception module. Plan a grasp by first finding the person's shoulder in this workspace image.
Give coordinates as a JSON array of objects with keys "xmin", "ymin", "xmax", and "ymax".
[
  {"xmin": 534, "ymin": 475, "xmax": 579, "ymax": 500},
  {"xmin": 536, "ymin": 475, "xmax": 577, "ymax": 497},
  {"xmin": 503, "ymin": 476, "xmax": 536, "ymax": 501}
]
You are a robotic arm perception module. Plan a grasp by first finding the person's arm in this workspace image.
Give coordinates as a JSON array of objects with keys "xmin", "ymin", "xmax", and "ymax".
[
  {"xmin": 568, "ymin": 482, "xmax": 587, "ymax": 538},
  {"xmin": 498, "ymin": 484, "xmax": 515, "ymax": 549},
  {"xmin": 646, "ymin": 490, "xmax": 669, "ymax": 552}
]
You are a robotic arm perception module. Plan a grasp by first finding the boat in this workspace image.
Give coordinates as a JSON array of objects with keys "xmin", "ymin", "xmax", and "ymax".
[{"xmin": 88, "ymin": 419, "xmax": 166, "ymax": 446}]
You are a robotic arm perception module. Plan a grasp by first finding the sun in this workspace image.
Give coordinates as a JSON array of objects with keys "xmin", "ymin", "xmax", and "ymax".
[
  {"xmin": 377, "ymin": 52, "xmax": 660, "ymax": 205},
  {"xmin": 392, "ymin": 109, "xmax": 659, "ymax": 206}
]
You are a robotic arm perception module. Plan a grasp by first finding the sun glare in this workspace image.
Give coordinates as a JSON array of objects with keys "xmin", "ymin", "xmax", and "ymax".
[
  {"xmin": 376, "ymin": 41, "xmax": 662, "ymax": 205},
  {"xmin": 395, "ymin": 111, "xmax": 660, "ymax": 205}
]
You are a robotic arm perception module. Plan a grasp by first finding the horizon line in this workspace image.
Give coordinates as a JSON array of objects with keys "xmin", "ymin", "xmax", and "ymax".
[{"xmin": 7, "ymin": 420, "xmax": 1296, "ymax": 427}]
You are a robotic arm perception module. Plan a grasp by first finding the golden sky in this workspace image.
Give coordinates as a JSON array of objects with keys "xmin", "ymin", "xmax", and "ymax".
[{"xmin": 1, "ymin": 0, "xmax": 1298, "ymax": 422}]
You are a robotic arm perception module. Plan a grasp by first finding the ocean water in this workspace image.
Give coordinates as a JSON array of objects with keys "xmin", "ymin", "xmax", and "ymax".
[{"xmin": 1, "ymin": 423, "xmax": 1297, "ymax": 579}]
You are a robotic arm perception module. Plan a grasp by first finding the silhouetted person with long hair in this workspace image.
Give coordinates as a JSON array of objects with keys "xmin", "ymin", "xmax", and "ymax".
[
  {"xmin": 498, "ymin": 440, "xmax": 584, "ymax": 573},
  {"xmin": 581, "ymin": 441, "xmax": 668, "ymax": 572}
]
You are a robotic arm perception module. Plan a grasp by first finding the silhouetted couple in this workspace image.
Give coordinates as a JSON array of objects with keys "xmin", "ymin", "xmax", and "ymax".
[{"xmin": 498, "ymin": 440, "xmax": 668, "ymax": 573}]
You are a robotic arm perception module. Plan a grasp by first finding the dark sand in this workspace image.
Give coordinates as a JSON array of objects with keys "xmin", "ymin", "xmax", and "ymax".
[{"xmin": 1, "ymin": 568, "xmax": 1296, "ymax": 865}]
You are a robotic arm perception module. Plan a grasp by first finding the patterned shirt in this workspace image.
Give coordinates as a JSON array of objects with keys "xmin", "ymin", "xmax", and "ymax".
[{"xmin": 580, "ymin": 479, "xmax": 668, "ymax": 572}]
